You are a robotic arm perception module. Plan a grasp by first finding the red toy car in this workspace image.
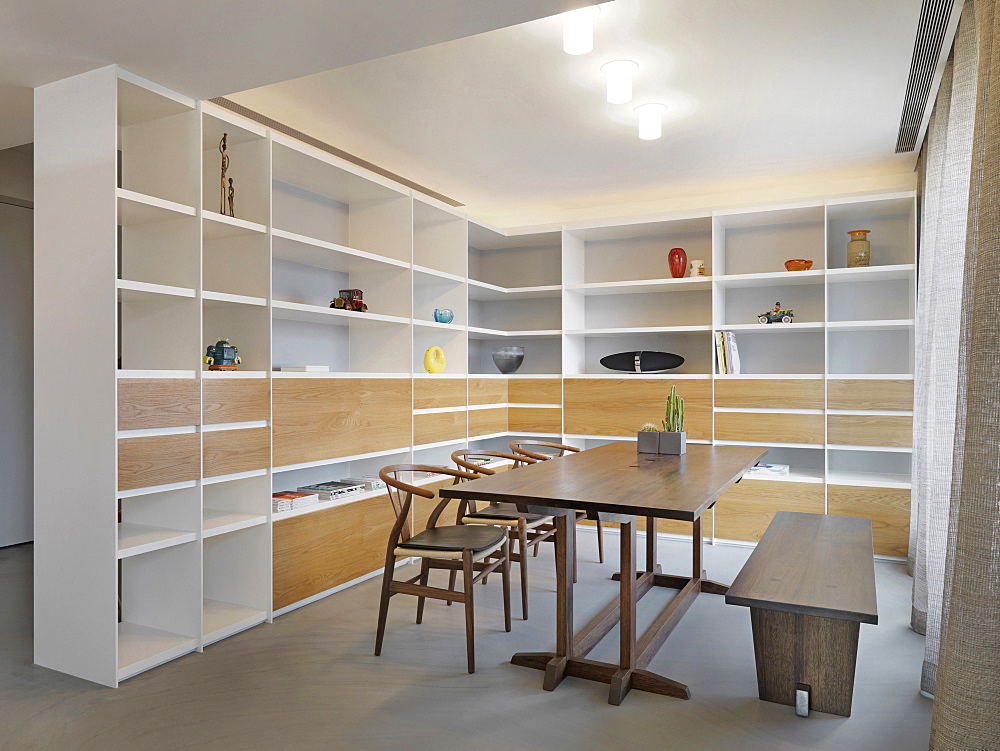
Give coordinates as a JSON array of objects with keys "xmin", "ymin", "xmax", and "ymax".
[{"xmin": 330, "ymin": 289, "xmax": 368, "ymax": 312}]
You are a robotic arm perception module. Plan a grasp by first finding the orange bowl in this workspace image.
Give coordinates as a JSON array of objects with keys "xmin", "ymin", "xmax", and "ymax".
[{"xmin": 784, "ymin": 259, "xmax": 814, "ymax": 271}]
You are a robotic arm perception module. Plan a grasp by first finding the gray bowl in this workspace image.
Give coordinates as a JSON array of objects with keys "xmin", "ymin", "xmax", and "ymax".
[{"xmin": 491, "ymin": 346, "xmax": 525, "ymax": 374}]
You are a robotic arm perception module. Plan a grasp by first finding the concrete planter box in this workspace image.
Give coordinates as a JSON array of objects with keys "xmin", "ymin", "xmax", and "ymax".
[{"xmin": 636, "ymin": 431, "xmax": 687, "ymax": 455}]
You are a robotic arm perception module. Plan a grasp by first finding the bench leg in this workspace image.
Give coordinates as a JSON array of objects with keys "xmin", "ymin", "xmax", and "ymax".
[{"xmin": 749, "ymin": 608, "xmax": 860, "ymax": 718}]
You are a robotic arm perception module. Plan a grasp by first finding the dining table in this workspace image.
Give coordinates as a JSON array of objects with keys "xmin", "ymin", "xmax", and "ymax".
[{"xmin": 440, "ymin": 441, "xmax": 766, "ymax": 705}]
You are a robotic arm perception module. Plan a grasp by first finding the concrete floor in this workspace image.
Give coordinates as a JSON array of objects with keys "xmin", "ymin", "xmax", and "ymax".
[{"xmin": 0, "ymin": 533, "xmax": 931, "ymax": 750}]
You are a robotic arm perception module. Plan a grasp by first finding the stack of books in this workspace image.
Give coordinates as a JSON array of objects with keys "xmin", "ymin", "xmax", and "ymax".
[
  {"xmin": 715, "ymin": 331, "xmax": 741, "ymax": 375},
  {"xmin": 340, "ymin": 475, "xmax": 386, "ymax": 492},
  {"xmin": 297, "ymin": 480, "xmax": 366, "ymax": 501},
  {"xmin": 272, "ymin": 491, "xmax": 320, "ymax": 512},
  {"xmin": 279, "ymin": 365, "xmax": 330, "ymax": 373}
]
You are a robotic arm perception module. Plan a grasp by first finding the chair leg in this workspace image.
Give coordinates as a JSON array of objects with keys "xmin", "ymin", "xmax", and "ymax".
[
  {"xmin": 374, "ymin": 554, "xmax": 395, "ymax": 657},
  {"xmin": 501, "ymin": 538, "xmax": 512, "ymax": 633},
  {"xmin": 517, "ymin": 522, "xmax": 530, "ymax": 620},
  {"xmin": 415, "ymin": 558, "xmax": 430, "ymax": 624},
  {"xmin": 446, "ymin": 569, "xmax": 457, "ymax": 606},
  {"xmin": 462, "ymin": 550, "xmax": 476, "ymax": 674},
  {"xmin": 596, "ymin": 520, "xmax": 605, "ymax": 564}
]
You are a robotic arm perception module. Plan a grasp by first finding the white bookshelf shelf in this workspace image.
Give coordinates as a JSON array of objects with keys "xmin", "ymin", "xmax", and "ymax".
[
  {"xmin": 272, "ymin": 300, "xmax": 410, "ymax": 327},
  {"xmin": 271, "ymin": 227, "xmax": 409, "ymax": 271},
  {"xmin": 468, "ymin": 280, "xmax": 563, "ymax": 301},
  {"xmin": 719, "ymin": 322, "xmax": 825, "ymax": 332},
  {"xmin": 116, "ymin": 188, "xmax": 196, "ymax": 226},
  {"xmin": 203, "ymin": 509, "xmax": 267, "ymax": 538},
  {"xmin": 827, "ymin": 471, "xmax": 912, "ymax": 489},
  {"xmin": 573, "ymin": 325, "xmax": 712, "ymax": 336},
  {"xmin": 742, "ymin": 469, "xmax": 826, "ymax": 485},
  {"xmin": 117, "ymin": 622, "xmax": 197, "ymax": 681},
  {"xmin": 566, "ymin": 277, "xmax": 713, "ymax": 295},
  {"xmin": 716, "ymin": 270, "xmax": 825, "ymax": 288},
  {"xmin": 202, "ymin": 211, "xmax": 267, "ymax": 237},
  {"xmin": 413, "ymin": 265, "xmax": 465, "ymax": 283},
  {"xmin": 117, "ymin": 523, "xmax": 196, "ymax": 559},
  {"xmin": 826, "ymin": 319, "xmax": 914, "ymax": 331},
  {"xmin": 413, "ymin": 320, "xmax": 465, "ymax": 331},
  {"xmin": 202, "ymin": 290, "xmax": 267, "ymax": 307},
  {"xmin": 201, "ymin": 371, "xmax": 268, "ymax": 380},
  {"xmin": 826, "ymin": 264, "xmax": 916, "ymax": 283},
  {"xmin": 468, "ymin": 327, "xmax": 562, "ymax": 339},
  {"xmin": 116, "ymin": 279, "xmax": 197, "ymax": 299},
  {"xmin": 203, "ymin": 599, "xmax": 267, "ymax": 643}
]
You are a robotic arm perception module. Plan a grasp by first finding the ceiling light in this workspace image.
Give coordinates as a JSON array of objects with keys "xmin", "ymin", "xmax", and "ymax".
[
  {"xmin": 601, "ymin": 60, "xmax": 638, "ymax": 104},
  {"xmin": 635, "ymin": 103, "xmax": 667, "ymax": 140},
  {"xmin": 562, "ymin": 6, "xmax": 600, "ymax": 55}
]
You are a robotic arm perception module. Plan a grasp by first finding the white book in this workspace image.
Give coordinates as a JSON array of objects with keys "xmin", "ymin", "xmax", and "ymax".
[
  {"xmin": 280, "ymin": 365, "xmax": 330, "ymax": 372},
  {"xmin": 725, "ymin": 331, "xmax": 741, "ymax": 375}
]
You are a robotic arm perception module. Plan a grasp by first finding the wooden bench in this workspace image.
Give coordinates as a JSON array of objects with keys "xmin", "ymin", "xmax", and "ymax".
[{"xmin": 725, "ymin": 511, "xmax": 878, "ymax": 717}]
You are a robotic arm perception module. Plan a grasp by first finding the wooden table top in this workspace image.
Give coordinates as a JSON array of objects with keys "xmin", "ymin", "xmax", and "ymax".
[
  {"xmin": 725, "ymin": 511, "xmax": 878, "ymax": 623},
  {"xmin": 440, "ymin": 443, "xmax": 766, "ymax": 521}
]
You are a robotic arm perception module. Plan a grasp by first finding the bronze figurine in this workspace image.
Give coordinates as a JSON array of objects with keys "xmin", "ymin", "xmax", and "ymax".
[
  {"xmin": 227, "ymin": 177, "xmax": 235, "ymax": 217},
  {"xmin": 219, "ymin": 133, "xmax": 229, "ymax": 214}
]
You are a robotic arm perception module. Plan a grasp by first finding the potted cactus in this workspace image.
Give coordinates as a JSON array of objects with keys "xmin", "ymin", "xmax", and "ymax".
[{"xmin": 636, "ymin": 386, "xmax": 686, "ymax": 455}]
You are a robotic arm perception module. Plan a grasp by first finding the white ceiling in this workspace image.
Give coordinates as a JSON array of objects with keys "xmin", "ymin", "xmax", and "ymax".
[
  {"xmin": 229, "ymin": 0, "xmax": 924, "ymax": 227},
  {"xmin": 0, "ymin": 0, "xmax": 588, "ymax": 149}
]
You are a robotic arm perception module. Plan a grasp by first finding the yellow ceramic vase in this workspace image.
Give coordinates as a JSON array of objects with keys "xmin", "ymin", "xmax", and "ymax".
[{"xmin": 423, "ymin": 346, "xmax": 446, "ymax": 374}]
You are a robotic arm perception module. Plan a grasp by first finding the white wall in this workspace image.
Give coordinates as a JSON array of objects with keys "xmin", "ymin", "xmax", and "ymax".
[{"xmin": 0, "ymin": 144, "xmax": 33, "ymax": 546}]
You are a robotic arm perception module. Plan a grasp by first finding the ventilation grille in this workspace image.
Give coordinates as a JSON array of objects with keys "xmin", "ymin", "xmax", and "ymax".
[
  {"xmin": 209, "ymin": 97, "xmax": 463, "ymax": 207},
  {"xmin": 896, "ymin": 0, "xmax": 958, "ymax": 152}
]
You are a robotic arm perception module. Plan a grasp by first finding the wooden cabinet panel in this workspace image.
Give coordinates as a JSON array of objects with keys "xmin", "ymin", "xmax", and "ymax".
[
  {"xmin": 117, "ymin": 378, "xmax": 200, "ymax": 430},
  {"xmin": 508, "ymin": 407, "xmax": 562, "ymax": 434},
  {"xmin": 714, "ymin": 412, "xmax": 825, "ymax": 444},
  {"xmin": 117, "ymin": 433, "xmax": 200, "ymax": 491},
  {"xmin": 272, "ymin": 496, "xmax": 396, "ymax": 610},
  {"xmin": 828, "ymin": 485, "xmax": 910, "ymax": 557},
  {"xmin": 714, "ymin": 379, "xmax": 823, "ymax": 410},
  {"xmin": 827, "ymin": 379, "xmax": 913, "ymax": 410},
  {"xmin": 414, "ymin": 410, "xmax": 466, "ymax": 445},
  {"xmin": 413, "ymin": 378, "xmax": 467, "ymax": 409},
  {"xmin": 202, "ymin": 378, "xmax": 270, "ymax": 424},
  {"xmin": 468, "ymin": 377, "xmax": 507, "ymax": 405},
  {"xmin": 563, "ymin": 379, "xmax": 712, "ymax": 440},
  {"xmin": 469, "ymin": 407, "xmax": 507, "ymax": 437},
  {"xmin": 203, "ymin": 427, "xmax": 270, "ymax": 477},
  {"xmin": 713, "ymin": 480, "xmax": 825, "ymax": 542},
  {"xmin": 272, "ymin": 378, "xmax": 412, "ymax": 466},
  {"xmin": 827, "ymin": 415, "xmax": 912, "ymax": 447},
  {"xmin": 508, "ymin": 378, "xmax": 561, "ymax": 404}
]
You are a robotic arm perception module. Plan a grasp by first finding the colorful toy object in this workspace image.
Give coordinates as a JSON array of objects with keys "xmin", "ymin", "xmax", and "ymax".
[
  {"xmin": 203, "ymin": 338, "xmax": 241, "ymax": 370},
  {"xmin": 758, "ymin": 302, "xmax": 794, "ymax": 324},
  {"xmin": 330, "ymin": 289, "xmax": 368, "ymax": 312},
  {"xmin": 423, "ymin": 346, "xmax": 447, "ymax": 373}
]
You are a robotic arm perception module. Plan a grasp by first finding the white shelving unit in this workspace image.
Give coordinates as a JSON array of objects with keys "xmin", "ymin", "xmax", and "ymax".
[{"xmin": 34, "ymin": 65, "xmax": 917, "ymax": 687}]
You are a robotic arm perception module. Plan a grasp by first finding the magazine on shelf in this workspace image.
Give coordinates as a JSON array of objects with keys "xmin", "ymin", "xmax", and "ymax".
[
  {"xmin": 279, "ymin": 365, "xmax": 330, "ymax": 372},
  {"xmin": 340, "ymin": 476, "xmax": 386, "ymax": 492},
  {"xmin": 746, "ymin": 463, "xmax": 790, "ymax": 477},
  {"xmin": 272, "ymin": 491, "xmax": 320, "ymax": 511},
  {"xmin": 297, "ymin": 481, "xmax": 365, "ymax": 500}
]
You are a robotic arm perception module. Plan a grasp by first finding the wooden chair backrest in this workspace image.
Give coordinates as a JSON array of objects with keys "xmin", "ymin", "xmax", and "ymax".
[
  {"xmin": 509, "ymin": 440, "xmax": 581, "ymax": 462},
  {"xmin": 379, "ymin": 464, "xmax": 479, "ymax": 544}
]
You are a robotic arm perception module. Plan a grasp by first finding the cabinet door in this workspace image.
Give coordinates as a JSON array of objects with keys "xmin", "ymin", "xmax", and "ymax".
[
  {"xmin": 564, "ymin": 379, "xmax": 712, "ymax": 439},
  {"xmin": 713, "ymin": 480, "xmax": 825, "ymax": 542},
  {"xmin": 508, "ymin": 407, "xmax": 562, "ymax": 434},
  {"xmin": 827, "ymin": 415, "xmax": 912, "ymax": 447},
  {"xmin": 468, "ymin": 378, "xmax": 507, "ymax": 405},
  {"xmin": 508, "ymin": 378, "xmax": 561, "ymax": 404},
  {"xmin": 117, "ymin": 378, "xmax": 200, "ymax": 429},
  {"xmin": 414, "ymin": 378, "xmax": 467, "ymax": 409},
  {"xmin": 827, "ymin": 379, "xmax": 913, "ymax": 410},
  {"xmin": 414, "ymin": 409, "xmax": 466, "ymax": 445},
  {"xmin": 118, "ymin": 433, "xmax": 200, "ymax": 491},
  {"xmin": 714, "ymin": 412, "xmax": 825, "ymax": 444},
  {"xmin": 203, "ymin": 427, "xmax": 270, "ymax": 477},
  {"xmin": 714, "ymin": 379, "xmax": 823, "ymax": 409},
  {"xmin": 469, "ymin": 407, "xmax": 508, "ymax": 437},
  {"xmin": 828, "ymin": 485, "xmax": 910, "ymax": 556},
  {"xmin": 202, "ymin": 378, "xmax": 269, "ymax": 424}
]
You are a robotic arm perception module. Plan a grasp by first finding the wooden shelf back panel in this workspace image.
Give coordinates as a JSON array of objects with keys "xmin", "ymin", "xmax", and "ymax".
[
  {"xmin": 468, "ymin": 406, "xmax": 508, "ymax": 437},
  {"xmin": 117, "ymin": 433, "xmax": 200, "ymax": 491},
  {"xmin": 828, "ymin": 380, "xmax": 914, "ymax": 410},
  {"xmin": 715, "ymin": 412, "xmax": 825, "ymax": 445},
  {"xmin": 272, "ymin": 495, "xmax": 396, "ymax": 610},
  {"xmin": 468, "ymin": 378, "xmax": 507, "ymax": 406},
  {"xmin": 508, "ymin": 407, "xmax": 562, "ymax": 434},
  {"xmin": 414, "ymin": 378, "xmax": 467, "ymax": 409},
  {"xmin": 508, "ymin": 378, "xmax": 561, "ymax": 404},
  {"xmin": 714, "ymin": 379, "xmax": 824, "ymax": 410},
  {"xmin": 203, "ymin": 427, "xmax": 271, "ymax": 477},
  {"xmin": 713, "ymin": 480, "xmax": 825, "ymax": 543},
  {"xmin": 414, "ymin": 410, "xmax": 467, "ymax": 446},
  {"xmin": 827, "ymin": 415, "xmax": 912, "ymax": 447},
  {"xmin": 117, "ymin": 379, "xmax": 200, "ymax": 430},
  {"xmin": 272, "ymin": 378, "xmax": 412, "ymax": 466},
  {"xmin": 563, "ymin": 378, "xmax": 712, "ymax": 440},
  {"xmin": 828, "ymin": 485, "xmax": 910, "ymax": 557},
  {"xmin": 202, "ymin": 379, "xmax": 270, "ymax": 424}
]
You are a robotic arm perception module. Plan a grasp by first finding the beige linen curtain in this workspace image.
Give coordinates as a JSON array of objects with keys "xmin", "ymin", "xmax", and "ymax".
[{"xmin": 913, "ymin": 0, "xmax": 1000, "ymax": 747}]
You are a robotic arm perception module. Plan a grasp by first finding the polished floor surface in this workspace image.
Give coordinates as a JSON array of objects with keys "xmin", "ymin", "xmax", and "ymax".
[{"xmin": 0, "ymin": 532, "xmax": 931, "ymax": 750}]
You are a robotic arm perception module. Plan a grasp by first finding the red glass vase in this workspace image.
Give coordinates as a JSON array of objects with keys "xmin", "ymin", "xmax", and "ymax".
[{"xmin": 668, "ymin": 247, "xmax": 687, "ymax": 279}]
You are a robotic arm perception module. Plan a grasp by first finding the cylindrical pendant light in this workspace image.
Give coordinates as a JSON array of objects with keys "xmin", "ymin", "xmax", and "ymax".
[
  {"xmin": 635, "ymin": 103, "xmax": 667, "ymax": 140},
  {"xmin": 601, "ymin": 60, "xmax": 639, "ymax": 104},
  {"xmin": 562, "ymin": 6, "xmax": 600, "ymax": 55}
]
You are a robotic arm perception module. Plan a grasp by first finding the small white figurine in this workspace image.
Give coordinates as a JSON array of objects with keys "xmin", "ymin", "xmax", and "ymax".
[{"xmin": 688, "ymin": 260, "xmax": 706, "ymax": 277}]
